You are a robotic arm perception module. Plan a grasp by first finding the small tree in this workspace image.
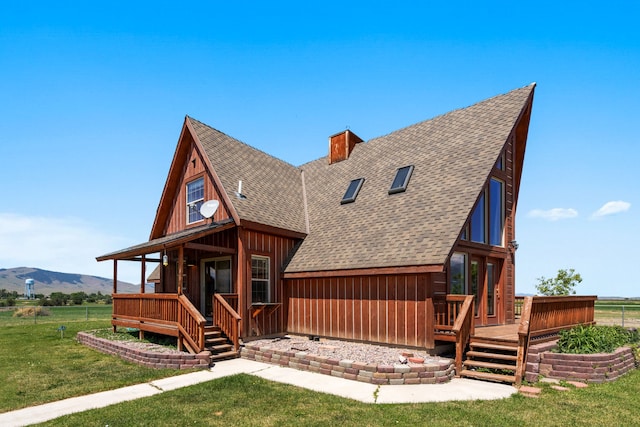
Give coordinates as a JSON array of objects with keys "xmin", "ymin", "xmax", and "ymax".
[{"xmin": 536, "ymin": 268, "xmax": 582, "ymax": 296}]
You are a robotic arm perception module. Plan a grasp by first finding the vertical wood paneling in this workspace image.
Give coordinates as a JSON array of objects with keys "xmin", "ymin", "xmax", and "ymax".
[{"xmin": 285, "ymin": 272, "xmax": 435, "ymax": 348}]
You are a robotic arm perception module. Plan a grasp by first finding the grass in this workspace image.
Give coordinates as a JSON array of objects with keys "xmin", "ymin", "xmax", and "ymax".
[
  {"xmin": 35, "ymin": 369, "xmax": 640, "ymax": 426},
  {"xmin": 0, "ymin": 319, "xmax": 182, "ymax": 413},
  {"xmin": 0, "ymin": 304, "xmax": 112, "ymax": 326}
]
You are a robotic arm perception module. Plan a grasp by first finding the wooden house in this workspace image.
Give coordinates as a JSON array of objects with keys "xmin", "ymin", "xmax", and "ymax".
[{"xmin": 97, "ymin": 83, "xmax": 595, "ymax": 383}]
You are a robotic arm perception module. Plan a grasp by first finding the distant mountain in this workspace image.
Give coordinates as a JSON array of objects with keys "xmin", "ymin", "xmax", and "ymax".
[{"xmin": 0, "ymin": 267, "xmax": 137, "ymax": 296}]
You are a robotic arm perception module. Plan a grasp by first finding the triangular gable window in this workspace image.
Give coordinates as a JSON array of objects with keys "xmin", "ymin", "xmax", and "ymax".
[
  {"xmin": 341, "ymin": 178, "xmax": 365, "ymax": 204},
  {"xmin": 389, "ymin": 165, "xmax": 414, "ymax": 194}
]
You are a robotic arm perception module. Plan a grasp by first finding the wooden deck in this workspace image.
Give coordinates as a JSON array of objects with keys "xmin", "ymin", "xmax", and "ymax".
[{"xmin": 472, "ymin": 324, "xmax": 518, "ymax": 341}]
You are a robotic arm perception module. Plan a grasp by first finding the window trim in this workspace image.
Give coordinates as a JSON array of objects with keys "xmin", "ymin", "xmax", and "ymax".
[
  {"xmin": 186, "ymin": 177, "xmax": 205, "ymax": 224},
  {"xmin": 251, "ymin": 255, "xmax": 270, "ymax": 303},
  {"xmin": 341, "ymin": 178, "xmax": 365, "ymax": 204},
  {"xmin": 388, "ymin": 165, "xmax": 414, "ymax": 194}
]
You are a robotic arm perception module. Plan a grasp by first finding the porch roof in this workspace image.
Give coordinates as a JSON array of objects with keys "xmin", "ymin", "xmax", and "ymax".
[{"xmin": 96, "ymin": 219, "xmax": 235, "ymax": 261}]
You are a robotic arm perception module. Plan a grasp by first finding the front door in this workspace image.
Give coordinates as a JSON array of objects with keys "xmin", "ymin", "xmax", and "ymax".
[
  {"xmin": 471, "ymin": 256, "xmax": 501, "ymax": 326},
  {"xmin": 201, "ymin": 257, "xmax": 232, "ymax": 317}
]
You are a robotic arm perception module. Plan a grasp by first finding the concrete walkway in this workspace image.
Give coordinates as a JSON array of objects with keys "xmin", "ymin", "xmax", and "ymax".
[{"xmin": 0, "ymin": 359, "xmax": 517, "ymax": 426}]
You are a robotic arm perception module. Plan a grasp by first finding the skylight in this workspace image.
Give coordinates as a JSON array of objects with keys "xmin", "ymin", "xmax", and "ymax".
[
  {"xmin": 389, "ymin": 165, "xmax": 414, "ymax": 194},
  {"xmin": 341, "ymin": 178, "xmax": 365, "ymax": 204}
]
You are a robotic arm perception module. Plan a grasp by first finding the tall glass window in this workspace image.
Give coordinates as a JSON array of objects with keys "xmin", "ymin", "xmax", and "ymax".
[
  {"xmin": 471, "ymin": 260, "xmax": 480, "ymax": 316},
  {"xmin": 487, "ymin": 262, "xmax": 496, "ymax": 316},
  {"xmin": 450, "ymin": 253, "xmax": 467, "ymax": 294},
  {"xmin": 489, "ymin": 178, "xmax": 504, "ymax": 246},
  {"xmin": 470, "ymin": 192, "xmax": 486, "ymax": 244},
  {"xmin": 186, "ymin": 177, "xmax": 205, "ymax": 224}
]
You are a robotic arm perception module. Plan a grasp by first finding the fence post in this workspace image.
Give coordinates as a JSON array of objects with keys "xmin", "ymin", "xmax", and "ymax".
[{"xmin": 622, "ymin": 306, "xmax": 625, "ymax": 328}]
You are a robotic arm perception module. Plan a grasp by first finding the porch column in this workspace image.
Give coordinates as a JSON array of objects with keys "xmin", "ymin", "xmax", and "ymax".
[
  {"xmin": 113, "ymin": 260, "xmax": 117, "ymax": 333},
  {"xmin": 237, "ymin": 227, "xmax": 246, "ymax": 337},
  {"xmin": 177, "ymin": 245, "xmax": 184, "ymax": 295},
  {"xmin": 113, "ymin": 260, "xmax": 118, "ymax": 294},
  {"xmin": 140, "ymin": 254, "xmax": 146, "ymax": 294}
]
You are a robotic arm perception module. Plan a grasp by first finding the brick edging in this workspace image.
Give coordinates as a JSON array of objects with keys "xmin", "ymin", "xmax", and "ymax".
[
  {"xmin": 525, "ymin": 341, "xmax": 636, "ymax": 383},
  {"xmin": 241, "ymin": 344, "xmax": 455, "ymax": 385},
  {"xmin": 77, "ymin": 332, "xmax": 211, "ymax": 370}
]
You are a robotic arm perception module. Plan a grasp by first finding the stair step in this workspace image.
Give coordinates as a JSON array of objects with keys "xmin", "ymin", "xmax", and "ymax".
[
  {"xmin": 205, "ymin": 337, "xmax": 228, "ymax": 346},
  {"xmin": 209, "ymin": 343, "xmax": 233, "ymax": 353},
  {"xmin": 463, "ymin": 360, "xmax": 516, "ymax": 371},
  {"xmin": 209, "ymin": 350, "xmax": 239, "ymax": 362},
  {"xmin": 469, "ymin": 341, "xmax": 518, "ymax": 352},
  {"xmin": 205, "ymin": 330, "xmax": 222, "ymax": 338},
  {"xmin": 460, "ymin": 369, "xmax": 515, "ymax": 384},
  {"xmin": 466, "ymin": 351, "xmax": 518, "ymax": 361}
]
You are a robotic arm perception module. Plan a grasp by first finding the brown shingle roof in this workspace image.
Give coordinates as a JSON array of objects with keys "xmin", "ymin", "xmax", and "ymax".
[
  {"xmin": 284, "ymin": 84, "xmax": 535, "ymax": 273},
  {"xmin": 188, "ymin": 117, "xmax": 307, "ymax": 234}
]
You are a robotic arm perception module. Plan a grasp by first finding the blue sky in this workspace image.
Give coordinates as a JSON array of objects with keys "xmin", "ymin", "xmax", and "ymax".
[{"xmin": 0, "ymin": 2, "xmax": 638, "ymax": 296}]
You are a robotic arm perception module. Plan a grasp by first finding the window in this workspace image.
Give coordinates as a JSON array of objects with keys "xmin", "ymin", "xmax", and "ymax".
[
  {"xmin": 450, "ymin": 253, "xmax": 467, "ymax": 294},
  {"xmin": 186, "ymin": 178, "xmax": 205, "ymax": 224},
  {"xmin": 489, "ymin": 178, "xmax": 504, "ymax": 246},
  {"xmin": 251, "ymin": 256, "xmax": 270, "ymax": 303},
  {"xmin": 388, "ymin": 165, "xmax": 414, "ymax": 194},
  {"xmin": 341, "ymin": 178, "xmax": 364, "ymax": 204},
  {"xmin": 470, "ymin": 191, "xmax": 486, "ymax": 244},
  {"xmin": 496, "ymin": 153, "xmax": 505, "ymax": 171}
]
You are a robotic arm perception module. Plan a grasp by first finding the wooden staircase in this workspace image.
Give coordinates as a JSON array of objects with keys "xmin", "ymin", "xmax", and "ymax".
[
  {"xmin": 460, "ymin": 336, "xmax": 518, "ymax": 384},
  {"xmin": 204, "ymin": 325, "xmax": 239, "ymax": 362}
]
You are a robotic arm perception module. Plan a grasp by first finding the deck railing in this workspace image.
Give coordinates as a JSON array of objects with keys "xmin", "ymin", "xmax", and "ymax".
[
  {"xmin": 214, "ymin": 294, "xmax": 241, "ymax": 351},
  {"xmin": 112, "ymin": 293, "xmax": 207, "ymax": 353},
  {"xmin": 219, "ymin": 293, "xmax": 239, "ymax": 313},
  {"xmin": 434, "ymin": 295, "xmax": 475, "ymax": 374},
  {"xmin": 177, "ymin": 295, "xmax": 207, "ymax": 353},
  {"xmin": 515, "ymin": 295, "xmax": 596, "ymax": 384},
  {"xmin": 514, "ymin": 296, "xmax": 525, "ymax": 318}
]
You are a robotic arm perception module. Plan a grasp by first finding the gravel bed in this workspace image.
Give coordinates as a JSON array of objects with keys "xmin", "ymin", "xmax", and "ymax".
[{"xmin": 246, "ymin": 335, "xmax": 448, "ymax": 366}]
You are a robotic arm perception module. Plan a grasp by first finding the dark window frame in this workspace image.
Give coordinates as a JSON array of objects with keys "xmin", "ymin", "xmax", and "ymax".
[
  {"xmin": 341, "ymin": 178, "xmax": 365, "ymax": 204},
  {"xmin": 388, "ymin": 165, "xmax": 414, "ymax": 194}
]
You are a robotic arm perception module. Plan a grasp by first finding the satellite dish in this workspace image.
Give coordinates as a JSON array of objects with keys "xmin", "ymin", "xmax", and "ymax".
[{"xmin": 199, "ymin": 200, "xmax": 219, "ymax": 219}]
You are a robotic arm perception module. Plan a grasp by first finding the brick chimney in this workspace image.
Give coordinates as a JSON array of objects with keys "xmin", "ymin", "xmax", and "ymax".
[{"xmin": 328, "ymin": 130, "xmax": 363, "ymax": 164}]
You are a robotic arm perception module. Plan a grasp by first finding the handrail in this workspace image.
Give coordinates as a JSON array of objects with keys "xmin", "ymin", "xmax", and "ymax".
[
  {"xmin": 177, "ymin": 294, "xmax": 207, "ymax": 353},
  {"xmin": 514, "ymin": 295, "xmax": 596, "ymax": 384},
  {"xmin": 451, "ymin": 295, "xmax": 475, "ymax": 375},
  {"xmin": 515, "ymin": 296, "xmax": 533, "ymax": 384},
  {"xmin": 214, "ymin": 294, "xmax": 241, "ymax": 352}
]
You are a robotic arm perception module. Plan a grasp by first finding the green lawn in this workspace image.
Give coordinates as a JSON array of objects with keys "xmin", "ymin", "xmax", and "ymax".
[
  {"xmin": 0, "ymin": 304, "xmax": 112, "ymax": 326},
  {"xmin": 36, "ymin": 369, "xmax": 640, "ymax": 426},
  {"xmin": 0, "ymin": 319, "xmax": 180, "ymax": 413}
]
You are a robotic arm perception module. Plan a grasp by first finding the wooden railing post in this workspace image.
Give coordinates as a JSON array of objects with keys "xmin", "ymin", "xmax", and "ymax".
[{"xmin": 515, "ymin": 296, "xmax": 533, "ymax": 385}]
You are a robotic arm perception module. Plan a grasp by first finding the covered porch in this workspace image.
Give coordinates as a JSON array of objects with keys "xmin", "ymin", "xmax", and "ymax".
[{"xmin": 97, "ymin": 219, "xmax": 243, "ymax": 358}]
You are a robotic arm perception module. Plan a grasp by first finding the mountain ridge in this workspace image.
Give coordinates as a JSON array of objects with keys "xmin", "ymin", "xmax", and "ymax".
[{"xmin": 0, "ymin": 267, "xmax": 137, "ymax": 295}]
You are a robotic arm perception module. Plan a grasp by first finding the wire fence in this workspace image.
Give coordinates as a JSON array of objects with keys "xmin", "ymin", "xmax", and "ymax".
[
  {"xmin": 0, "ymin": 305, "xmax": 112, "ymax": 326},
  {"xmin": 594, "ymin": 304, "xmax": 640, "ymax": 328}
]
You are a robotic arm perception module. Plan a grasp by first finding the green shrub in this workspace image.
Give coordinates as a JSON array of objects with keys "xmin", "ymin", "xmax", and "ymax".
[{"xmin": 556, "ymin": 325, "xmax": 639, "ymax": 354}]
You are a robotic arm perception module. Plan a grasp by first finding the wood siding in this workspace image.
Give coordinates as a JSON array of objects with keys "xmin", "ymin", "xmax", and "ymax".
[
  {"xmin": 285, "ymin": 273, "xmax": 435, "ymax": 348},
  {"xmin": 165, "ymin": 142, "xmax": 233, "ymax": 234},
  {"xmin": 241, "ymin": 229, "xmax": 300, "ymax": 337}
]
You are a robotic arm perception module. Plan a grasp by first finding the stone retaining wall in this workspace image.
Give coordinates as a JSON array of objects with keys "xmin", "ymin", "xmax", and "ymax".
[
  {"xmin": 77, "ymin": 332, "xmax": 211, "ymax": 370},
  {"xmin": 241, "ymin": 343, "xmax": 455, "ymax": 385},
  {"xmin": 525, "ymin": 340, "xmax": 636, "ymax": 383}
]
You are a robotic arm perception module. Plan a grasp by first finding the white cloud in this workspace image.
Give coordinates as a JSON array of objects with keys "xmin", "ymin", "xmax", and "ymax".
[
  {"xmin": 591, "ymin": 201, "xmax": 631, "ymax": 219},
  {"xmin": 527, "ymin": 208, "xmax": 578, "ymax": 221},
  {"xmin": 0, "ymin": 213, "xmax": 143, "ymax": 284}
]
